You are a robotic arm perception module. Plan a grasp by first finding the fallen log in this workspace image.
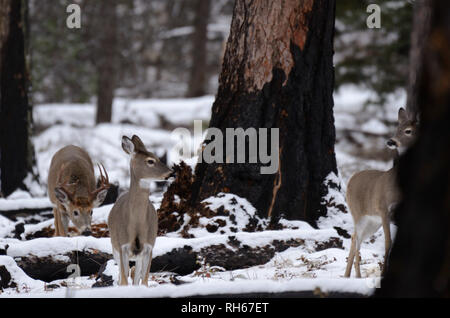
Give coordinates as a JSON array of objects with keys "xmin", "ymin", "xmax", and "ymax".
[
  {"xmin": 0, "ymin": 184, "xmax": 119, "ymax": 222},
  {"xmin": 8, "ymin": 236, "xmax": 343, "ymax": 283},
  {"xmin": 0, "ymin": 208, "xmax": 53, "ymax": 222}
]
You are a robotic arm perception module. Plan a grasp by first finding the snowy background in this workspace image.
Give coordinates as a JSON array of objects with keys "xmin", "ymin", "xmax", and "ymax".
[{"xmin": 0, "ymin": 85, "xmax": 403, "ymax": 297}]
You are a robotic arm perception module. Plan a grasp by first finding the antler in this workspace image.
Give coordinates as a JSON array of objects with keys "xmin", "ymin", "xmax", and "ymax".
[{"xmin": 90, "ymin": 163, "xmax": 110, "ymax": 199}]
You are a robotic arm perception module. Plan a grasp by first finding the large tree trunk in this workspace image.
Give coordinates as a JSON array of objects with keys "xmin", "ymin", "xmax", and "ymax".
[
  {"xmin": 189, "ymin": 0, "xmax": 337, "ymax": 225},
  {"xmin": 377, "ymin": 0, "xmax": 450, "ymax": 297},
  {"xmin": 0, "ymin": 0, "xmax": 36, "ymax": 197},
  {"xmin": 186, "ymin": 0, "xmax": 211, "ymax": 98},
  {"xmin": 95, "ymin": 0, "xmax": 117, "ymax": 124},
  {"xmin": 405, "ymin": 0, "xmax": 433, "ymax": 117}
]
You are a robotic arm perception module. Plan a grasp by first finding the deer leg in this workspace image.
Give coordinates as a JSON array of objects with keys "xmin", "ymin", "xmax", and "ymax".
[
  {"xmin": 119, "ymin": 244, "xmax": 130, "ymax": 286},
  {"xmin": 133, "ymin": 256, "xmax": 143, "ymax": 286},
  {"xmin": 53, "ymin": 208, "xmax": 60, "ymax": 236},
  {"xmin": 60, "ymin": 213, "xmax": 69, "ymax": 236},
  {"xmin": 352, "ymin": 231, "xmax": 362, "ymax": 278},
  {"xmin": 141, "ymin": 244, "xmax": 153, "ymax": 287},
  {"xmin": 344, "ymin": 234, "xmax": 357, "ymax": 277},
  {"xmin": 355, "ymin": 248, "xmax": 362, "ymax": 278},
  {"xmin": 112, "ymin": 249, "xmax": 120, "ymax": 285},
  {"xmin": 130, "ymin": 266, "xmax": 136, "ymax": 283},
  {"xmin": 53, "ymin": 207, "xmax": 66, "ymax": 236},
  {"xmin": 353, "ymin": 215, "xmax": 383, "ymax": 278},
  {"xmin": 381, "ymin": 215, "xmax": 392, "ymax": 275},
  {"xmin": 113, "ymin": 249, "xmax": 120, "ymax": 265}
]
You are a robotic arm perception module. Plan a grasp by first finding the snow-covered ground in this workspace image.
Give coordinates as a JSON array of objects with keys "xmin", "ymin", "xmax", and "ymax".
[{"xmin": 0, "ymin": 86, "xmax": 404, "ymax": 297}]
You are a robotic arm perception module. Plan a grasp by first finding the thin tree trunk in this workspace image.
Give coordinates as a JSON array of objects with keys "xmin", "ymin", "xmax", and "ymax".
[
  {"xmin": 377, "ymin": 0, "xmax": 450, "ymax": 297},
  {"xmin": 95, "ymin": 0, "xmax": 117, "ymax": 124},
  {"xmin": 188, "ymin": 0, "xmax": 337, "ymax": 225},
  {"xmin": 186, "ymin": 0, "xmax": 211, "ymax": 98},
  {"xmin": 406, "ymin": 0, "xmax": 432, "ymax": 117},
  {"xmin": 0, "ymin": 0, "xmax": 11, "ymax": 76},
  {"xmin": 0, "ymin": 0, "xmax": 36, "ymax": 197}
]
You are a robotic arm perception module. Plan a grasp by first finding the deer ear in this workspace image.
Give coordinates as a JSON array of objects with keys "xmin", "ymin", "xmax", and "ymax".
[
  {"xmin": 122, "ymin": 136, "xmax": 135, "ymax": 155},
  {"xmin": 398, "ymin": 107, "xmax": 408, "ymax": 123},
  {"xmin": 92, "ymin": 189, "xmax": 108, "ymax": 208},
  {"xmin": 55, "ymin": 187, "xmax": 70, "ymax": 205},
  {"xmin": 131, "ymin": 135, "xmax": 146, "ymax": 153},
  {"xmin": 415, "ymin": 112, "xmax": 421, "ymax": 124}
]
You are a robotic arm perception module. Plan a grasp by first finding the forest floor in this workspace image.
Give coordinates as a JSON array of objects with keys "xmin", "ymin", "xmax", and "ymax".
[{"xmin": 0, "ymin": 85, "xmax": 404, "ymax": 297}]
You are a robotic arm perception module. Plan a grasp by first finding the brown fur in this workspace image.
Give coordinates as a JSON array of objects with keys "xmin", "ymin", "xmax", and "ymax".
[
  {"xmin": 48, "ymin": 145, "xmax": 109, "ymax": 236},
  {"xmin": 108, "ymin": 135, "xmax": 172, "ymax": 286},
  {"xmin": 344, "ymin": 108, "xmax": 418, "ymax": 278}
]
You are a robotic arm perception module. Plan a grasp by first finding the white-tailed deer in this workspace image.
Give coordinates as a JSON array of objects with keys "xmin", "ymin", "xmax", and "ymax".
[
  {"xmin": 344, "ymin": 108, "xmax": 418, "ymax": 278},
  {"xmin": 108, "ymin": 135, "xmax": 172, "ymax": 286},
  {"xmin": 48, "ymin": 145, "xmax": 110, "ymax": 237}
]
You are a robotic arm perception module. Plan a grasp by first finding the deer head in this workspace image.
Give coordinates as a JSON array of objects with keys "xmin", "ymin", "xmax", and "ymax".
[
  {"xmin": 121, "ymin": 135, "xmax": 172, "ymax": 185},
  {"xmin": 386, "ymin": 107, "xmax": 419, "ymax": 155},
  {"xmin": 54, "ymin": 163, "xmax": 110, "ymax": 236}
]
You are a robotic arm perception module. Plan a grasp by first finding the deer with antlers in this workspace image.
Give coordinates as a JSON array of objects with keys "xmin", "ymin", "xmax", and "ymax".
[{"xmin": 48, "ymin": 145, "xmax": 110, "ymax": 237}]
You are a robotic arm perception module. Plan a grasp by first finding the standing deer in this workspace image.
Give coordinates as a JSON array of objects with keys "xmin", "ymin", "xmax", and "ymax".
[
  {"xmin": 108, "ymin": 135, "xmax": 172, "ymax": 286},
  {"xmin": 48, "ymin": 145, "xmax": 110, "ymax": 237},
  {"xmin": 344, "ymin": 108, "xmax": 418, "ymax": 278}
]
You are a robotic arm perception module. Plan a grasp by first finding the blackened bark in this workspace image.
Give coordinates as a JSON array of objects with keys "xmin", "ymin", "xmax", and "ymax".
[
  {"xmin": 377, "ymin": 1, "xmax": 450, "ymax": 297},
  {"xmin": 186, "ymin": 0, "xmax": 211, "ymax": 98},
  {"xmin": 95, "ymin": 0, "xmax": 117, "ymax": 124},
  {"xmin": 0, "ymin": 0, "xmax": 36, "ymax": 197},
  {"xmin": 189, "ymin": 0, "xmax": 337, "ymax": 225},
  {"xmin": 406, "ymin": 0, "xmax": 433, "ymax": 117}
]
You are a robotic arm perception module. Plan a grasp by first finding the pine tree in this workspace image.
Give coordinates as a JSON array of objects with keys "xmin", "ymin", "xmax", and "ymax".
[{"xmin": 189, "ymin": 0, "xmax": 337, "ymax": 224}]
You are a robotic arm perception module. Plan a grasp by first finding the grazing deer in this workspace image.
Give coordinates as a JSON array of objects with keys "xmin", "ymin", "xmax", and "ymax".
[
  {"xmin": 344, "ymin": 108, "xmax": 418, "ymax": 278},
  {"xmin": 108, "ymin": 135, "xmax": 172, "ymax": 286},
  {"xmin": 48, "ymin": 145, "xmax": 110, "ymax": 237}
]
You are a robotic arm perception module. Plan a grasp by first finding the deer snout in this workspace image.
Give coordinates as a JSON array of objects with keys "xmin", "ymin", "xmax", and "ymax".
[
  {"xmin": 81, "ymin": 229, "xmax": 92, "ymax": 236},
  {"xmin": 165, "ymin": 169, "xmax": 175, "ymax": 180},
  {"xmin": 386, "ymin": 138, "xmax": 398, "ymax": 149}
]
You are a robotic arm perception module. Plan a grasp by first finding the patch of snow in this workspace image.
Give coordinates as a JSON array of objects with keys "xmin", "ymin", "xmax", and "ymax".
[
  {"xmin": 0, "ymin": 217, "xmax": 16, "ymax": 239},
  {"xmin": 1, "ymin": 276, "xmax": 375, "ymax": 298},
  {"xmin": 318, "ymin": 172, "xmax": 353, "ymax": 234},
  {"xmin": 6, "ymin": 190, "xmax": 32, "ymax": 200},
  {"xmin": 0, "ymin": 256, "xmax": 45, "ymax": 294},
  {"xmin": 0, "ymin": 197, "xmax": 52, "ymax": 211},
  {"xmin": 361, "ymin": 118, "xmax": 389, "ymax": 135},
  {"xmin": 6, "ymin": 237, "xmax": 112, "ymax": 258}
]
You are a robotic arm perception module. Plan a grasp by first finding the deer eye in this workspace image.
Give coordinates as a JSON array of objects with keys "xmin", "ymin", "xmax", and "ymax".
[
  {"xmin": 404, "ymin": 129, "xmax": 412, "ymax": 135},
  {"xmin": 90, "ymin": 210, "xmax": 93, "ymax": 216},
  {"xmin": 73, "ymin": 210, "xmax": 79, "ymax": 217},
  {"xmin": 147, "ymin": 159, "xmax": 155, "ymax": 166}
]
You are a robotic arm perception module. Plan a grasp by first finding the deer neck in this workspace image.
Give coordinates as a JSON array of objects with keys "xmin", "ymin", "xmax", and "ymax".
[{"xmin": 129, "ymin": 171, "xmax": 151, "ymax": 209}]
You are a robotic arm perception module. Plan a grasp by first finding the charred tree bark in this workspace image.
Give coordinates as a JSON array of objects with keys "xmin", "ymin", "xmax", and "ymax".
[
  {"xmin": 95, "ymin": 0, "xmax": 117, "ymax": 124},
  {"xmin": 0, "ymin": 0, "xmax": 36, "ymax": 197},
  {"xmin": 186, "ymin": 0, "xmax": 211, "ymax": 98},
  {"xmin": 377, "ymin": 1, "xmax": 450, "ymax": 297},
  {"xmin": 406, "ymin": 0, "xmax": 433, "ymax": 117},
  {"xmin": 189, "ymin": 0, "xmax": 337, "ymax": 225}
]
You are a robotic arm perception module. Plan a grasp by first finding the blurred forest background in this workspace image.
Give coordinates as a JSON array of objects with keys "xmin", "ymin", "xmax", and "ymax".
[{"xmin": 30, "ymin": 0, "xmax": 412, "ymax": 107}]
